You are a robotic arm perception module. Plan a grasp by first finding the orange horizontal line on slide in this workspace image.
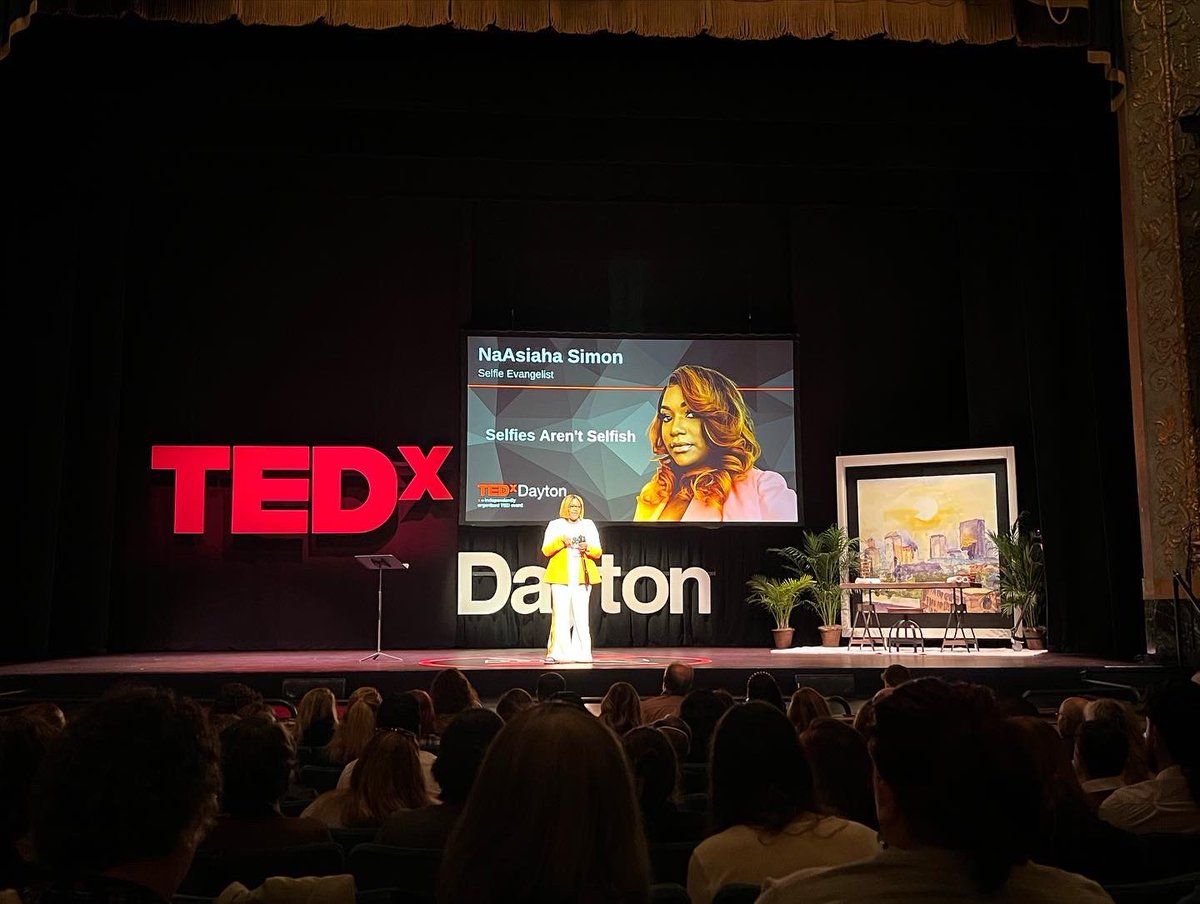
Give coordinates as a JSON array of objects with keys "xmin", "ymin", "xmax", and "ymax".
[{"xmin": 467, "ymin": 384, "xmax": 793, "ymax": 391}]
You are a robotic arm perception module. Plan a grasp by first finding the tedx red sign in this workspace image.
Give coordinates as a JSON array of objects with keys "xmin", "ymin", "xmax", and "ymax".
[{"xmin": 151, "ymin": 445, "xmax": 452, "ymax": 535}]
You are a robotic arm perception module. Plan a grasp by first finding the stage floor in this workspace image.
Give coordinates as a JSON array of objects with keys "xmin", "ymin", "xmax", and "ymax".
[{"xmin": 0, "ymin": 647, "xmax": 1159, "ymax": 703}]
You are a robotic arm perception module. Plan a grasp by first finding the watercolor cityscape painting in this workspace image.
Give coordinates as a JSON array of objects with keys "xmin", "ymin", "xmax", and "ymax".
[{"xmin": 836, "ymin": 448, "xmax": 1017, "ymax": 617}]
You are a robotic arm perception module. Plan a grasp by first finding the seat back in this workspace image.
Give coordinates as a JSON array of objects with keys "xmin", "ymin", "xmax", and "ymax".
[
  {"xmin": 348, "ymin": 843, "xmax": 442, "ymax": 899},
  {"xmin": 181, "ymin": 842, "xmax": 345, "ymax": 897},
  {"xmin": 331, "ymin": 827, "xmax": 381, "ymax": 857},
  {"xmin": 712, "ymin": 884, "xmax": 762, "ymax": 904},
  {"xmin": 298, "ymin": 764, "xmax": 344, "ymax": 793},
  {"xmin": 1104, "ymin": 871, "xmax": 1200, "ymax": 904},
  {"xmin": 648, "ymin": 841, "xmax": 698, "ymax": 886}
]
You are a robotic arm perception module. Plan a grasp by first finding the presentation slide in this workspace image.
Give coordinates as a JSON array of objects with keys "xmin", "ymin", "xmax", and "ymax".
[{"xmin": 464, "ymin": 335, "xmax": 799, "ymax": 524}]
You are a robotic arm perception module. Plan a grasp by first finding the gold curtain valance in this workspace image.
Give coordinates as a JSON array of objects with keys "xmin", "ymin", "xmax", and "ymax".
[{"xmin": 5, "ymin": 0, "xmax": 1022, "ymax": 61}]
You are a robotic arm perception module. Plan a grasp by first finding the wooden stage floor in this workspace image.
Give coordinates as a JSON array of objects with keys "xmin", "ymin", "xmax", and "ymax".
[{"xmin": 0, "ymin": 647, "xmax": 1159, "ymax": 702}]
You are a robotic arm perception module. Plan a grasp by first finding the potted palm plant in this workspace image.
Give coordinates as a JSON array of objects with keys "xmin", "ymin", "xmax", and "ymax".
[
  {"xmin": 774, "ymin": 525, "xmax": 859, "ymax": 647},
  {"xmin": 988, "ymin": 516, "xmax": 1046, "ymax": 649},
  {"xmin": 745, "ymin": 574, "xmax": 816, "ymax": 649}
]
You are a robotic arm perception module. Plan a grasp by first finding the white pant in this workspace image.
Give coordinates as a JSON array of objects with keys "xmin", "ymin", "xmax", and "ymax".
[{"xmin": 546, "ymin": 583, "xmax": 592, "ymax": 662}]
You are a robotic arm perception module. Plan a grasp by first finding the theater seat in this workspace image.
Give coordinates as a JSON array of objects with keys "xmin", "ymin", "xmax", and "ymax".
[
  {"xmin": 180, "ymin": 842, "xmax": 345, "ymax": 897},
  {"xmin": 348, "ymin": 843, "xmax": 442, "ymax": 898},
  {"xmin": 648, "ymin": 841, "xmax": 698, "ymax": 886},
  {"xmin": 298, "ymin": 764, "xmax": 344, "ymax": 793},
  {"xmin": 650, "ymin": 883, "xmax": 690, "ymax": 904},
  {"xmin": 713, "ymin": 884, "xmax": 762, "ymax": 904},
  {"xmin": 330, "ymin": 827, "xmax": 380, "ymax": 857},
  {"xmin": 1104, "ymin": 871, "xmax": 1200, "ymax": 904}
]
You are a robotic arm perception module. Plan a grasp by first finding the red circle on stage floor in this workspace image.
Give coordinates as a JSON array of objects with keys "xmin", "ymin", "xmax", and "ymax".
[{"xmin": 417, "ymin": 652, "xmax": 713, "ymax": 669}]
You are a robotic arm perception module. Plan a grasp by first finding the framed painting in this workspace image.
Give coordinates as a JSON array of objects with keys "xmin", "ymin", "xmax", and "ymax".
[{"xmin": 835, "ymin": 447, "xmax": 1017, "ymax": 634}]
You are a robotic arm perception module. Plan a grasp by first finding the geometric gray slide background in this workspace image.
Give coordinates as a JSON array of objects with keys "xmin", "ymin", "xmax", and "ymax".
[{"xmin": 464, "ymin": 335, "xmax": 797, "ymax": 523}]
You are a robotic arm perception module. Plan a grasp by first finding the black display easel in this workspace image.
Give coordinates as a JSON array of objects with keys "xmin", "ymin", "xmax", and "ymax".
[{"xmin": 355, "ymin": 554, "xmax": 408, "ymax": 662}]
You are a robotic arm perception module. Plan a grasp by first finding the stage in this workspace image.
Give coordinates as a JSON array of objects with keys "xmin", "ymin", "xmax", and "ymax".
[{"xmin": 0, "ymin": 647, "xmax": 1163, "ymax": 705}]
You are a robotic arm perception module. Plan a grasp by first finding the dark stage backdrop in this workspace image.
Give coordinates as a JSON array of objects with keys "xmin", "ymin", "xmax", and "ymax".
[{"xmin": 3, "ymin": 16, "xmax": 1142, "ymax": 659}]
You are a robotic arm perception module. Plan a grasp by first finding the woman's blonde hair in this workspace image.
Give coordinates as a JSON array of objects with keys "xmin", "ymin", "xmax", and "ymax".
[
  {"xmin": 600, "ymin": 682, "xmax": 643, "ymax": 738},
  {"xmin": 326, "ymin": 699, "xmax": 377, "ymax": 765},
  {"xmin": 559, "ymin": 495, "xmax": 585, "ymax": 518},
  {"xmin": 293, "ymin": 687, "xmax": 338, "ymax": 743},
  {"xmin": 640, "ymin": 365, "xmax": 760, "ymax": 510},
  {"xmin": 341, "ymin": 729, "xmax": 428, "ymax": 826}
]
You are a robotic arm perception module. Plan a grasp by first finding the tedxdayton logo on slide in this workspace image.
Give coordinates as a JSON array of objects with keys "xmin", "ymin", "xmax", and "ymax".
[
  {"xmin": 151, "ymin": 445, "xmax": 452, "ymax": 535},
  {"xmin": 475, "ymin": 482, "xmax": 567, "ymax": 510}
]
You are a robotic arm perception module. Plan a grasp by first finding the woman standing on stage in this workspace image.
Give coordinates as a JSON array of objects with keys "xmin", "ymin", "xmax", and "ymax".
[{"xmin": 542, "ymin": 494, "xmax": 601, "ymax": 664}]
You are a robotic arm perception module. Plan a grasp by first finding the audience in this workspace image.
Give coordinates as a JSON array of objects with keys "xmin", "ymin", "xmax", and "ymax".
[
  {"xmin": 1008, "ymin": 715, "xmax": 1144, "ymax": 884},
  {"xmin": 430, "ymin": 669, "xmax": 481, "ymax": 735},
  {"xmin": 535, "ymin": 672, "xmax": 566, "ymax": 702},
  {"xmin": 880, "ymin": 664, "xmax": 911, "ymax": 688},
  {"xmin": 679, "ymin": 689, "xmax": 734, "ymax": 764},
  {"xmin": 687, "ymin": 702, "xmax": 878, "ymax": 904},
  {"xmin": 745, "ymin": 672, "xmax": 785, "ymax": 711},
  {"xmin": 438, "ymin": 703, "xmax": 650, "ymax": 904},
  {"xmin": 338, "ymin": 693, "xmax": 438, "ymax": 801},
  {"xmin": 1, "ymin": 714, "xmax": 58, "ymax": 888},
  {"xmin": 600, "ymin": 682, "xmax": 643, "ymax": 737},
  {"xmin": 211, "ymin": 683, "xmax": 263, "ymax": 719},
  {"xmin": 377, "ymin": 709, "xmax": 504, "ymax": 849},
  {"xmin": 787, "ymin": 687, "xmax": 832, "ymax": 733},
  {"xmin": 324, "ymin": 699, "xmax": 376, "ymax": 767},
  {"xmin": 347, "ymin": 686, "xmax": 383, "ymax": 711},
  {"xmin": 799, "ymin": 717, "xmax": 878, "ymax": 830},
  {"xmin": 757, "ymin": 678, "xmax": 1112, "ymax": 904},
  {"xmin": 1057, "ymin": 695, "xmax": 1091, "ymax": 761},
  {"xmin": 202, "ymin": 714, "xmax": 330, "ymax": 852},
  {"xmin": 623, "ymin": 727, "xmax": 706, "ymax": 844},
  {"xmin": 405, "ymin": 689, "xmax": 439, "ymax": 751},
  {"xmin": 301, "ymin": 730, "xmax": 428, "ymax": 828},
  {"xmin": 293, "ymin": 688, "xmax": 338, "ymax": 748},
  {"xmin": 1100, "ymin": 678, "xmax": 1200, "ymax": 834},
  {"xmin": 25, "ymin": 687, "xmax": 221, "ymax": 904},
  {"xmin": 1086, "ymin": 698, "xmax": 1152, "ymax": 785},
  {"xmin": 1075, "ymin": 720, "xmax": 1130, "ymax": 807},
  {"xmin": 652, "ymin": 715, "xmax": 692, "ymax": 763},
  {"xmin": 495, "ymin": 688, "xmax": 534, "ymax": 722},
  {"xmin": 640, "ymin": 663, "xmax": 695, "ymax": 723}
]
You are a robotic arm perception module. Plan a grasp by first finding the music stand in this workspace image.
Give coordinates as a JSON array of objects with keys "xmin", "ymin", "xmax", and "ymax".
[{"xmin": 355, "ymin": 554, "xmax": 408, "ymax": 662}]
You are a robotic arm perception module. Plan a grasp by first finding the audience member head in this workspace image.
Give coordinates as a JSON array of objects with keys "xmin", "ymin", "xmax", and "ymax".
[
  {"xmin": 430, "ymin": 668, "xmax": 481, "ymax": 717},
  {"xmin": 535, "ymin": 672, "xmax": 566, "ymax": 702},
  {"xmin": 600, "ymin": 682, "xmax": 643, "ymax": 737},
  {"xmin": 30, "ymin": 687, "xmax": 220, "ymax": 900},
  {"xmin": 662, "ymin": 663, "xmax": 695, "ymax": 696},
  {"xmin": 218, "ymin": 713, "xmax": 294, "ymax": 816},
  {"xmin": 787, "ymin": 687, "xmax": 832, "ymax": 732},
  {"xmin": 211, "ymin": 682, "xmax": 263, "ymax": 717},
  {"xmin": 1008, "ymin": 715, "xmax": 1091, "ymax": 815},
  {"xmin": 745, "ymin": 672, "xmax": 785, "ymax": 711},
  {"xmin": 294, "ymin": 687, "xmax": 338, "ymax": 746},
  {"xmin": 495, "ymin": 688, "xmax": 534, "ymax": 723},
  {"xmin": 995, "ymin": 694, "xmax": 1039, "ymax": 718},
  {"xmin": 326, "ymin": 699, "xmax": 377, "ymax": 765},
  {"xmin": 1, "ymin": 713, "xmax": 57, "ymax": 853},
  {"xmin": 348, "ymin": 686, "xmax": 383, "ymax": 711},
  {"xmin": 376, "ymin": 692, "xmax": 421, "ymax": 734},
  {"xmin": 439, "ymin": 703, "xmax": 649, "ymax": 904},
  {"xmin": 880, "ymin": 664, "xmax": 911, "ymax": 689},
  {"xmin": 551, "ymin": 690, "xmax": 586, "ymax": 710},
  {"xmin": 432, "ymin": 709, "xmax": 504, "ymax": 805},
  {"xmin": 19, "ymin": 703, "xmax": 67, "ymax": 731},
  {"xmin": 852, "ymin": 696, "xmax": 878, "ymax": 742},
  {"xmin": 710, "ymin": 701, "xmax": 816, "ymax": 834},
  {"xmin": 1057, "ymin": 696, "xmax": 1090, "ymax": 740},
  {"xmin": 800, "ymin": 716, "xmax": 878, "ymax": 830},
  {"xmin": 871, "ymin": 678, "xmax": 1041, "ymax": 895},
  {"xmin": 406, "ymin": 689, "xmax": 437, "ymax": 738},
  {"xmin": 342, "ymin": 729, "xmax": 429, "ymax": 826},
  {"xmin": 1074, "ymin": 719, "xmax": 1130, "ymax": 782},
  {"xmin": 1085, "ymin": 697, "xmax": 1150, "ymax": 782},
  {"xmin": 1143, "ymin": 678, "xmax": 1200, "ymax": 801},
  {"xmin": 679, "ymin": 689, "xmax": 733, "ymax": 763},
  {"xmin": 624, "ymin": 727, "xmax": 680, "ymax": 810}
]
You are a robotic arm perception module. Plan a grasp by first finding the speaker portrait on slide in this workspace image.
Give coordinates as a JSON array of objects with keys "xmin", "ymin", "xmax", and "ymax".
[{"xmin": 634, "ymin": 364, "xmax": 797, "ymax": 523}]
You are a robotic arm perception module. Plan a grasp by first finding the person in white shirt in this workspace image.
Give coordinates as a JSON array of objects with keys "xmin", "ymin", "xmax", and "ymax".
[
  {"xmin": 757, "ymin": 678, "xmax": 1113, "ymax": 904},
  {"xmin": 686, "ymin": 702, "xmax": 878, "ymax": 904},
  {"xmin": 1099, "ymin": 678, "xmax": 1200, "ymax": 834}
]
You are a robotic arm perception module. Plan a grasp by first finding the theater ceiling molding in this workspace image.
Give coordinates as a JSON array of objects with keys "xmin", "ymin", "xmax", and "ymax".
[{"xmin": 2, "ymin": 0, "xmax": 1102, "ymax": 61}]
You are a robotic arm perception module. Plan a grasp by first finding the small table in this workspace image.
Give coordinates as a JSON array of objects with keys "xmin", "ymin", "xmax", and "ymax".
[{"xmin": 839, "ymin": 581, "xmax": 982, "ymax": 653}]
